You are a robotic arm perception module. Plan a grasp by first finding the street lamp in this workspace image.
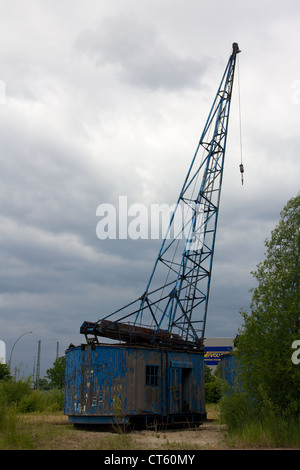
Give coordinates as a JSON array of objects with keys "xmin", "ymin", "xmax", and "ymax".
[{"xmin": 8, "ymin": 331, "xmax": 33, "ymax": 372}]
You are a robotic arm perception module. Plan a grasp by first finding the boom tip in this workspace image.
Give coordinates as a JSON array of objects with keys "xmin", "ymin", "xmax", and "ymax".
[{"xmin": 232, "ymin": 42, "xmax": 241, "ymax": 54}]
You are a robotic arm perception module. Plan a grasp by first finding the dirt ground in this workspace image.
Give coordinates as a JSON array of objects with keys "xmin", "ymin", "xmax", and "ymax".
[
  {"xmin": 25, "ymin": 406, "xmax": 229, "ymax": 450},
  {"xmin": 24, "ymin": 408, "xmax": 298, "ymax": 451},
  {"xmin": 130, "ymin": 421, "xmax": 227, "ymax": 450},
  {"xmin": 54, "ymin": 418, "xmax": 226, "ymax": 450}
]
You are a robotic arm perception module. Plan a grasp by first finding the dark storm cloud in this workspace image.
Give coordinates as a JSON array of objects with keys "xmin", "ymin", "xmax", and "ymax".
[
  {"xmin": 76, "ymin": 15, "xmax": 210, "ymax": 91},
  {"xmin": 1, "ymin": 0, "xmax": 299, "ymax": 377}
]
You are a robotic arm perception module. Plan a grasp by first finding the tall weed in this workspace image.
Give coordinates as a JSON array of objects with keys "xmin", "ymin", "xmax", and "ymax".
[
  {"xmin": 18, "ymin": 389, "xmax": 64, "ymax": 413},
  {"xmin": 225, "ymin": 414, "xmax": 300, "ymax": 448},
  {"xmin": 0, "ymin": 378, "xmax": 64, "ymax": 413},
  {"xmin": 0, "ymin": 378, "xmax": 32, "ymax": 406},
  {"xmin": 220, "ymin": 392, "xmax": 300, "ymax": 448},
  {"xmin": 0, "ymin": 404, "xmax": 33, "ymax": 449}
]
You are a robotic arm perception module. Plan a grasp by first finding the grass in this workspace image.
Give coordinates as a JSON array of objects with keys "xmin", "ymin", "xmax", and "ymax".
[
  {"xmin": 0, "ymin": 397, "xmax": 299, "ymax": 450},
  {"xmin": 0, "ymin": 406, "xmax": 140, "ymax": 450},
  {"xmin": 0, "ymin": 380, "xmax": 66, "ymax": 450},
  {"xmin": 224, "ymin": 414, "xmax": 300, "ymax": 449},
  {"xmin": 0, "ymin": 405, "xmax": 33, "ymax": 450},
  {"xmin": 220, "ymin": 392, "xmax": 300, "ymax": 449}
]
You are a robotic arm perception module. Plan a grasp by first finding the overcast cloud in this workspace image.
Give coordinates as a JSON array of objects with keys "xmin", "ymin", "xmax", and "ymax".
[{"xmin": 0, "ymin": 0, "xmax": 299, "ymax": 377}]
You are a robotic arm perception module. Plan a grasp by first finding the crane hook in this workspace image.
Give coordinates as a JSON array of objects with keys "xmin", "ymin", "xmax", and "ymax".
[{"xmin": 239, "ymin": 163, "xmax": 244, "ymax": 185}]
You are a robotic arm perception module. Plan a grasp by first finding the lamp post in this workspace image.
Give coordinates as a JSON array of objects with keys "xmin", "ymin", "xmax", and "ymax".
[{"xmin": 8, "ymin": 331, "xmax": 32, "ymax": 373}]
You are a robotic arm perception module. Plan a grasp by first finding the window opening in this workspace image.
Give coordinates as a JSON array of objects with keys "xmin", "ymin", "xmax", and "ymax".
[{"xmin": 145, "ymin": 365, "xmax": 159, "ymax": 386}]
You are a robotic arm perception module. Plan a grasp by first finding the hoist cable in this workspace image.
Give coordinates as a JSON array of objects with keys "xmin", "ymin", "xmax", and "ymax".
[{"xmin": 237, "ymin": 55, "xmax": 244, "ymax": 185}]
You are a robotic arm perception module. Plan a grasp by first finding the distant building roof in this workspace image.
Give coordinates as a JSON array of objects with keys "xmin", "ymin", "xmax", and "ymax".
[{"xmin": 203, "ymin": 338, "xmax": 234, "ymax": 369}]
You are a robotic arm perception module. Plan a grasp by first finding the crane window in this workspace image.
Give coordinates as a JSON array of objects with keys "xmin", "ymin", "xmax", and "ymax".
[{"xmin": 145, "ymin": 365, "xmax": 159, "ymax": 386}]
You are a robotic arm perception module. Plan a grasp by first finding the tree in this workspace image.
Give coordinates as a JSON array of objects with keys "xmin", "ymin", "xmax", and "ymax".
[
  {"xmin": 46, "ymin": 356, "xmax": 65, "ymax": 389},
  {"xmin": 0, "ymin": 363, "xmax": 12, "ymax": 381},
  {"xmin": 204, "ymin": 365, "xmax": 222, "ymax": 403},
  {"xmin": 236, "ymin": 193, "xmax": 300, "ymax": 416}
]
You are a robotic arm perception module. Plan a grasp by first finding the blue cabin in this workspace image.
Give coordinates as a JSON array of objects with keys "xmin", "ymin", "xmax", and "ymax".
[{"xmin": 64, "ymin": 342, "xmax": 206, "ymax": 427}]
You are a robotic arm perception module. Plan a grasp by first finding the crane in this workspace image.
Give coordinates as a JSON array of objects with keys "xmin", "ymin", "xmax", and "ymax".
[{"xmin": 81, "ymin": 42, "xmax": 241, "ymax": 351}]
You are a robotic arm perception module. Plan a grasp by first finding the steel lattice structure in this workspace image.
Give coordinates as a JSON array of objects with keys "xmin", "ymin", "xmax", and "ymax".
[{"xmin": 81, "ymin": 43, "xmax": 241, "ymax": 350}]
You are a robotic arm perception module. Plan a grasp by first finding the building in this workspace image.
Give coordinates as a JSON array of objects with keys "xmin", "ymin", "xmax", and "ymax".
[
  {"xmin": 64, "ymin": 342, "xmax": 206, "ymax": 426},
  {"xmin": 204, "ymin": 338, "xmax": 234, "ymax": 371}
]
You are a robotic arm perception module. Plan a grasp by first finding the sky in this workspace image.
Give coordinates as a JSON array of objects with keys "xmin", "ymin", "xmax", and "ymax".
[{"xmin": 1, "ymin": 0, "xmax": 299, "ymax": 378}]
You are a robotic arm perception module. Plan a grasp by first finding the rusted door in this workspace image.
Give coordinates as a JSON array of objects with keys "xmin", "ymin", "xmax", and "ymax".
[{"xmin": 169, "ymin": 368, "xmax": 182, "ymax": 414}]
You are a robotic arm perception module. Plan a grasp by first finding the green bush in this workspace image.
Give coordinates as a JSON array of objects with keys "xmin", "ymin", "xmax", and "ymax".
[
  {"xmin": 18, "ymin": 389, "xmax": 64, "ymax": 413},
  {"xmin": 220, "ymin": 391, "xmax": 300, "ymax": 447},
  {"xmin": 205, "ymin": 365, "xmax": 222, "ymax": 403},
  {"xmin": 0, "ymin": 403, "xmax": 33, "ymax": 450},
  {"xmin": 0, "ymin": 377, "xmax": 64, "ymax": 413},
  {"xmin": 37, "ymin": 389, "xmax": 64, "ymax": 412},
  {"xmin": 236, "ymin": 195, "xmax": 300, "ymax": 417},
  {"xmin": 220, "ymin": 391, "xmax": 254, "ymax": 430},
  {"xmin": 0, "ymin": 377, "xmax": 32, "ymax": 406},
  {"xmin": 205, "ymin": 379, "xmax": 222, "ymax": 403},
  {"xmin": 18, "ymin": 392, "xmax": 40, "ymax": 413}
]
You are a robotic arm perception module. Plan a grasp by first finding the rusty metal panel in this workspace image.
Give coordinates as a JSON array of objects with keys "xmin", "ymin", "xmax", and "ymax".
[
  {"xmin": 127, "ymin": 347, "xmax": 162, "ymax": 415},
  {"xmin": 64, "ymin": 344, "xmax": 128, "ymax": 419},
  {"xmin": 167, "ymin": 350, "xmax": 205, "ymax": 416},
  {"xmin": 64, "ymin": 343, "xmax": 205, "ymax": 425},
  {"xmin": 220, "ymin": 354, "xmax": 241, "ymax": 393}
]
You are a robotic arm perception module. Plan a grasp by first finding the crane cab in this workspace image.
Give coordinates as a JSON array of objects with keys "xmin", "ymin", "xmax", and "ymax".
[{"xmin": 64, "ymin": 342, "xmax": 206, "ymax": 427}]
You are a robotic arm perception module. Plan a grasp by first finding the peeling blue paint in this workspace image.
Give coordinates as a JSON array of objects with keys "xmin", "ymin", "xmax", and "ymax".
[{"xmin": 64, "ymin": 343, "xmax": 206, "ymax": 425}]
